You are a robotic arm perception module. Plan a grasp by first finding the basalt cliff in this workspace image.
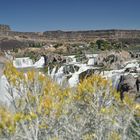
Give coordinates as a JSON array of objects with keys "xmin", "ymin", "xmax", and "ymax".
[{"xmin": 0, "ymin": 24, "xmax": 140, "ymax": 50}]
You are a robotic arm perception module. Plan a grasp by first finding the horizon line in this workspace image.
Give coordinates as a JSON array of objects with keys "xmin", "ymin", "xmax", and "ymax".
[{"xmin": 1, "ymin": 24, "xmax": 140, "ymax": 32}]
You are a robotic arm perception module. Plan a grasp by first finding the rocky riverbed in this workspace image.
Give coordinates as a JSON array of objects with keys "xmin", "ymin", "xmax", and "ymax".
[{"xmin": 0, "ymin": 50, "xmax": 140, "ymax": 106}]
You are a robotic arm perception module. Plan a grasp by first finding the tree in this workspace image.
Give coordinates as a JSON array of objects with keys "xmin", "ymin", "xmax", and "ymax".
[{"xmin": 96, "ymin": 40, "xmax": 111, "ymax": 50}]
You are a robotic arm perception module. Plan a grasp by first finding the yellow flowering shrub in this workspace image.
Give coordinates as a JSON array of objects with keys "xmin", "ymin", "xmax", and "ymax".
[
  {"xmin": 2, "ymin": 63, "xmax": 73, "ymax": 139},
  {"xmin": 0, "ymin": 62, "xmax": 139, "ymax": 140},
  {"xmin": 0, "ymin": 107, "xmax": 15, "ymax": 135}
]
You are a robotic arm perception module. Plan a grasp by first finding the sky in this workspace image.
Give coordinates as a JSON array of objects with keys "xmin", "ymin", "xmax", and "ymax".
[{"xmin": 0, "ymin": 0, "xmax": 140, "ymax": 32}]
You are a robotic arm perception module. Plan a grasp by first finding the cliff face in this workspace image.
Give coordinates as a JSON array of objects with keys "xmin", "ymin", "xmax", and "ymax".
[
  {"xmin": 1, "ymin": 24, "xmax": 140, "ymax": 45},
  {"xmin": 43, "ymin": 30, "xmax": 140, "ymax": 44}
]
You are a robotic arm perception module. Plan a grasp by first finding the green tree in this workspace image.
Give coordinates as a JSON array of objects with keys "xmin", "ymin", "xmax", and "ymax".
[{"xmin": 96, "ymin": 40, "xmax": 111, "ymax": 50}]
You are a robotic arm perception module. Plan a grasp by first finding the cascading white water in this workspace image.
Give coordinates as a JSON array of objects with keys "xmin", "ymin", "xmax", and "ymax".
[
  {"xmin": 13, "ymin": 57, "xmax": 33, "ymax": 68},
  {"xmin": 12, "ymin": 54, "xmax": 139, "ymax": 89},
  {"xmin": 48, "ymin": 67, "xmax": 51, "ymax": 75},
  {"xmin": 101, "ymin": 69, "xmax": 126, "ymax": 89},
  {"xmin": 111, "ymin": 74, "xmax": 121, "ymax": 89},
  {"xmin": 86, "ymin": 54, "xmax": 98, "ymax": 66},
  {"xmin": 54, "ymin": 66, "xmax": 66, "ymax": 85},
  {"xmin": 48, "ymin": 66, "xmax": 67, "ymax": 85},
  {"xmin": 1, "ymin": 53, "xmax": 139, "ymax": 107},
  {"xmin": 86, "ymin": 54, "xmax": 98, "ymax": 58},
  {"xmin": 68, "ymin": 64, "xmax": 91, "ymax": 87},
  {"xmin": 124, "ymin": 61, "xmax": 139, "ymax": 69},
  {"xmin": 49, "ymin": 66, "xmax": 57, "ymax": 79},
  {"xmin": 87, "ymin": 58, "xmax": 95, "ymax": 65},
  {"xmin": 68, "ymin": 72, "xmax": 79, "ymax": 87},
  {"xmin": 48, "ymin": 62, "xmax": 99, "ymax": 87},
  {"xmin": 13, "ymin": 57, "xmax": 45, "ymax": 69},
  {"xmin": 34, "ymin": 56, "xmax": 45, "ymax": 68},
  {"xmin": 67, "ymin": 55, "xmax": 77, "ymax": 63}
]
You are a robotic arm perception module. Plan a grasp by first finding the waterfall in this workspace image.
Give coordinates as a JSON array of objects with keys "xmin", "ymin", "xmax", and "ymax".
[
  {"xmin": 48, "ymin": 66, "xmax": 67, "ymax": 85},
  {"xmin": 34, "ymin": 56, "xmax": 45, "ymax": 68},
  {"xmin": 13, "ymin": 57, "xmax": 45, "ymax": 68},
  {"xmin": 68, "ymin": 72, "xmax": 79, "ymax": 87},
  {"xmin": 54, "ymin": 66, "xmax": 65, "ymax": 85},
  {"xmin": 87, "ymin": 58, "xmax": 95, "ymax": 65},
  {"xmin": 124, "ymin": 61, "xmax": 139, "ymax": 69},
  {"xmin": 111, "ymin": 74, "xmax": 121, "ymax": 89},
  {"xmin": 101, "ymin": 69, "xmax": 125, "ymax": 89},
  {"xmin": 48, "ymin": 64, "xmax": 84, "ymax": 87},
  {"xmin": 68, "ymin": 64, "xmax": 90, "ymax": 87},
  {"xmin": 49, "ymin": 66, "xmax": 57, "ymax": 79},
  {"xmin": 13, "ymin": 57, "xmax": 33, "ymax": 68},
  {"xmin": 67, "ymin": 55, "xmax": 77, "ymax": 63}
]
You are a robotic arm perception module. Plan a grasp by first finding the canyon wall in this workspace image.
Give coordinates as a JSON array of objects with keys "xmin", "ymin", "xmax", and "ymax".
[
  {"xmin": 43, "ymin": 30, "xmax": 140, "ymax": 44},
  {"xmin": 1, "ymin": 24, "xmax": 140, "ymax": 45}
]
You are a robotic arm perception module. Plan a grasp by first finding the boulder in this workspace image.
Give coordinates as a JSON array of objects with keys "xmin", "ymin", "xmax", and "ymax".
[
  {"xmin": 46, "ymin": 54, "xmax": 66, "ymax": 64},
  {"xmin": 117, "ymin": 74, "xmax": 137, "ymax": 95}
]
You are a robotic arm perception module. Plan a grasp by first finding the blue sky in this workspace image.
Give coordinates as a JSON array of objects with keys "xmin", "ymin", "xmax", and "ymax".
[{"xmin": 0, "ymin": 0, "xmax": 140, "ymax": 31}]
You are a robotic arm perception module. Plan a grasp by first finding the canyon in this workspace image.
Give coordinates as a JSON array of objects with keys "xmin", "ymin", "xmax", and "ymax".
[{"xmin": 1, "ymin": 24, "xmax": 140, "ymax": 51}]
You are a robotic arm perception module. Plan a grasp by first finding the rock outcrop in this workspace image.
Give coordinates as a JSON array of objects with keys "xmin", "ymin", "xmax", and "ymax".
[
  {"xmin": 97, "ymin": 50, "xmax": 131, "ymax": 69},
  {"xmin": 117, "ymin": 74, "xmax": 140, "ymax": 101}
]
